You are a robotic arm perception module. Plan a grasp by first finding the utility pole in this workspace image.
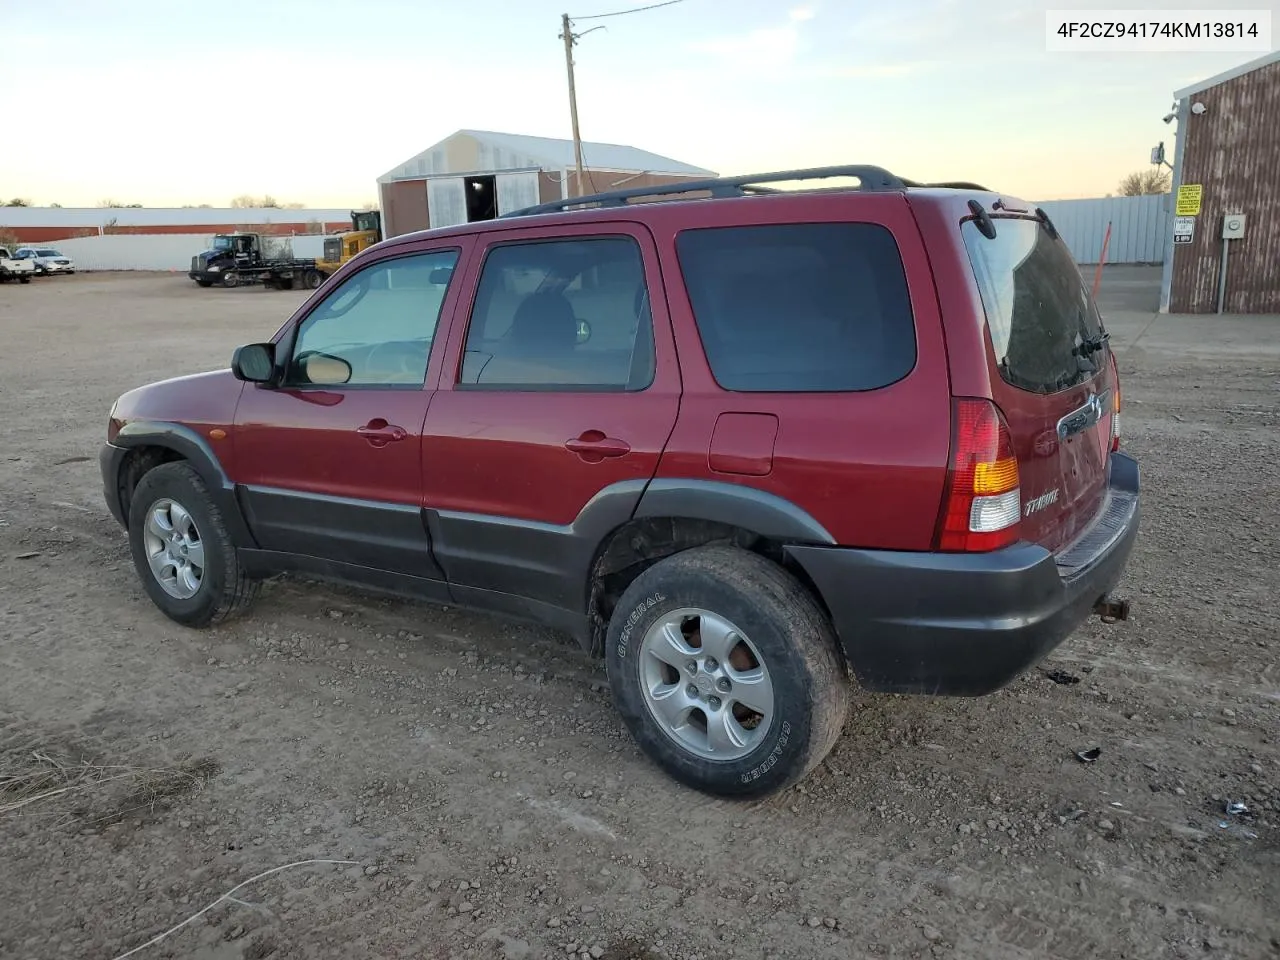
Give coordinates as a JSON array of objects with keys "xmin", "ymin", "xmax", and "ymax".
[{"xmin": 560, "ymin": 13, "xmax": 586, "ymax": 198}]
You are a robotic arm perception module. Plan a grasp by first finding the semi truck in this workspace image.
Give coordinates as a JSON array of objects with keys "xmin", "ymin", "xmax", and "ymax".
[{"xmin": 188, "ymin": 233, "xmax": 323, "ymax": 290}]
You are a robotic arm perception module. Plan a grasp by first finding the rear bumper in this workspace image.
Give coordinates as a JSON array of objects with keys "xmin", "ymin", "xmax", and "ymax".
[{"xmin": 786, "ymin": 451, "xmax": 1141, "ymax": 696}]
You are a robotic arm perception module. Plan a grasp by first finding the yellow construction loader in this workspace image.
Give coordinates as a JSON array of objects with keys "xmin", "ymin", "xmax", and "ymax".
[{"xmin": 314, "ymin": 209, "xmax": 382, "ymax": 279}]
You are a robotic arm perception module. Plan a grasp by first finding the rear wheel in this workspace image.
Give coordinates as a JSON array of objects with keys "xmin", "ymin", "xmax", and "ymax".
[
  {"xmin": 302, "ymin": 269, "xmax": 323, "ymax": 290},
  {"xmin": 127, "ymin": 462, "xmax": 259, "ymax": 627},
  {"xmin": 605, "ymin": 545, "xmax": 849, "ymax": 798}
]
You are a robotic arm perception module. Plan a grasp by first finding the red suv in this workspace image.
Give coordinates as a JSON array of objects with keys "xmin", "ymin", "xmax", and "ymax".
[{"xmin": 100, "ymin": 166, "xmax": 1139, "ymax": 797}]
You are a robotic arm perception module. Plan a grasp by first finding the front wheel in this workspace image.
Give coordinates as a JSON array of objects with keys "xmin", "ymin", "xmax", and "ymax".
[
  {"xmin": 221, "ymin": 271, "xmax": 239, "ymax": 288},
  {"xmin": 127, "ymin": 462, "xmax": 259, "ymax": 627},
  {"xmin": 605, "ymin": 545, "xmax": 850, "ymax": 798},
  {"xmin": 195, "ymin": 279, "xmax": 212, "ymax": 288}
]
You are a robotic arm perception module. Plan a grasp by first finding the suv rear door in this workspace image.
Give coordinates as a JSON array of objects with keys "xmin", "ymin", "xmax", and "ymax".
[
  {"xmin": 959, "ymin": 212, "xmax": 1116, "ymax": 553},
  {"xmin": 421, "ymin": 220, "xmax": 681, "ymax": 618}
]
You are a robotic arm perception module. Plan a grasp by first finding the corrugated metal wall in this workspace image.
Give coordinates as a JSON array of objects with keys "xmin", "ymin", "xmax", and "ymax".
[
  {"xmin": 1170, "ymin": 59, "xmax": 1280, "ymax": 313},
  {"xmin": 39, "ymin": 233, "xmax": 328, "ymax": 271},
  {"xmin": 1036, "ymin": 194, "xmax": 1171, "ymax": 264}
]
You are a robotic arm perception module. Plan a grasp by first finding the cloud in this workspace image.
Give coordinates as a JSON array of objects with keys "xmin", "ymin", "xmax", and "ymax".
[
  {"xmin": 817, "ymin": 59, "xmax": 939, "ymax": 79},
  {"xmin": 688, "ymin": 25, "xmax": 800, "ymax": 64},
  {"xmin": 789, "ymin": 6, "xmax": 816, "ymax": 21}
]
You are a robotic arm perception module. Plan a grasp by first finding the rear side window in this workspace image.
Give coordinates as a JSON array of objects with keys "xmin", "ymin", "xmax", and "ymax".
[
  {"xmin": 675, "ymin": 223, "xmax": 916, "ymax": 392},
  {"xmin": 459, "ymin": 237, "xmax": 655, "ymax": 391},
  {"xmin": 962, "ymin": 217, "xmax": 1106, "ymax": 395}
]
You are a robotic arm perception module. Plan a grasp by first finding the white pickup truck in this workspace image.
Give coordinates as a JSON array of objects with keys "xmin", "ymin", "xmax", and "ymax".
[{"xmin": 0, "ymin": 246, "xmax": 35, "ymax": 284}]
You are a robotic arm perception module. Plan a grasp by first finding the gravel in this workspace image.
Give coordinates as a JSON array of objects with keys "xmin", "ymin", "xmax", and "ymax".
[{"xmin": 0, "ymin": 271, "xmax": 1276, "ymax": 959}]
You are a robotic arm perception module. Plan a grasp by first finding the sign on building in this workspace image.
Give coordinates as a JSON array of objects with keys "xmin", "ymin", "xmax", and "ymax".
[{"xmin": 1175, "ymin": 184, "xmax": 1203, "ymax": 217}]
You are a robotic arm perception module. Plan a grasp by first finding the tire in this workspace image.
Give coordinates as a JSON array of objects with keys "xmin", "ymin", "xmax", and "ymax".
[
  {"xmin": 302, "ymin": 269, "xmax": 322, "ymax": 290},
  {"xmin": 19, "ymin": 276, "xmax": 30, "ymax": 284},
  {"xmin": 605, "ymin": 545, "xmax": 849, "ymax": 798},
  {"xmin": 222, "ymin": 271, "xmax": 239, "ymax": 288},
  {"xmin": 195, "ymin": 280, "xmax": 212, "ymax": 288},
  {"xmin": 127, "ymin": 462, "xmax": 259, "ymax": 628}
]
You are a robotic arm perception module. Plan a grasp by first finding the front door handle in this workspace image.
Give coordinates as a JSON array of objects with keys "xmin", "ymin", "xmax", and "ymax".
[
  {"xmin": 357, "ymin": 419, "xmax": 408, "ymax": 447},
  {"xmin": 565, "ymin": 431, "xmax": 631, "ymax": 461}
]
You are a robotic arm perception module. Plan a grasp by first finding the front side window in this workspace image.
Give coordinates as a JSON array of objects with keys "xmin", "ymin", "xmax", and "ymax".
[
  {"xmin": 458, "ymin": 236, "xmax": 655, "ymax": 391},
  {"xmin": 286, "ymin": 250, "xmax": 459, "ymax": 387},
  {"xmin": 675, "ymin": 222, "xmax": 917, "ymax": 392}
]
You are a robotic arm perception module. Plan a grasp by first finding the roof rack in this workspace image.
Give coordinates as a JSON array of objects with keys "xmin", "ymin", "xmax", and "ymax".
[
  {"xmin": 502, "ymin": 164, "xmax": 909, "ymax": 218},
  {"xmin": 901, "ymin": 178, "xmax": 993, "ymax": 191}
]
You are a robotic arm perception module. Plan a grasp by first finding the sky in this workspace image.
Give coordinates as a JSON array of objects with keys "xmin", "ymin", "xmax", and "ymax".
[{"xmin": 2, "ymin": 0, "xmax": 1269, "ymax": 208}]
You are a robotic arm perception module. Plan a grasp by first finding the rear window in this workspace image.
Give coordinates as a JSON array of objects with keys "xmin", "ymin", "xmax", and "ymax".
[
  {"xmin": 962, "ymin": 217, "xmax": 1105, "ymax": 395},
  {"xmin": 675, "ymin": 223, "xmax": 916, "ymax": 392}
]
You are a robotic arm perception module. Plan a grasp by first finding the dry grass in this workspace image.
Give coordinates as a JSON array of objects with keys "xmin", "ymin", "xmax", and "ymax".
[{"xmin": 0, "ymin": 748, "xmax": 219, "ymax": 820}]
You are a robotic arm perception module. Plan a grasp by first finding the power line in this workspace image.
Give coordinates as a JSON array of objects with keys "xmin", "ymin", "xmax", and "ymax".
[{"xmin": 572, "ymin": 0, "xmax": 686, "ymax": 21}]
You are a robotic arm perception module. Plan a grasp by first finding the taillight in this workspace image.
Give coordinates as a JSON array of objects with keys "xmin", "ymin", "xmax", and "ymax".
[
  {"xmin": 1109, "ymin": 354, "xmax": 1121, "ymax": 452},
  {"xmin": 936, "ymin": 398, "xmax": 1021, "ymax": 552}
]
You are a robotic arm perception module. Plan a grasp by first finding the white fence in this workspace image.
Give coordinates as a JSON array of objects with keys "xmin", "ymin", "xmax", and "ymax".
[
  {"xmin": 1036, "ymin": 193, "xmax": 1171, "ymax": 265},
  {"xmin": 39, "ymin": 233, "xmax": 328, "ymax": 271}
]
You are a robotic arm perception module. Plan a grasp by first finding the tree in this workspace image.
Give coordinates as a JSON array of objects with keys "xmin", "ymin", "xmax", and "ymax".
[
  {"xmin": 5, "ymin": 198, "xmax": 31, "ymax": 206},
  {"xmin": 1118, "ymin": 169, "xmax": 1171, "ymax": 196},
  {"xmin": 230, "ymin": 194, "xmax": 282, "ymax": 208}
]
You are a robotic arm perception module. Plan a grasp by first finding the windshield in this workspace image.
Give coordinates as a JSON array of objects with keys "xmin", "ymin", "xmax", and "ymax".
[
  {"xmin": 211, "ymin": 237, "xmax": 234, "ymax": 250},
  {"xmin": 962, "ymin": 217, "xmax": 1105, "ymax": 395},
  {"xmin": 37, "ymin": 249, "xmax": 62, "ymax": 257}
]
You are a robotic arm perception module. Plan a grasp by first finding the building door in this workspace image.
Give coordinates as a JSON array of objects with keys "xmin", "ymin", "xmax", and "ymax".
[
  {"xmin": 427, "ymin": 177, "xmax": 467, "ymax": 228},
  {"xmin": 496, "ymin": 171, "xmax": 541, "ymax": 216}
]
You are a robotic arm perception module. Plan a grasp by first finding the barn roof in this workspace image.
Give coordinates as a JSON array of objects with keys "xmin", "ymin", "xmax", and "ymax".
[
  {"xmin": 1174, "ymin": 49, "xmax": 1280, "ymax": 98},
  {"xmin": 379, "ymin": 129, "xmax": 715, "ymax": 182}
]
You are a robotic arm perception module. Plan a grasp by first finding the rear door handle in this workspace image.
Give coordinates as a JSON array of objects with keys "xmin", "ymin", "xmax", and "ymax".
[
  {"xmin": 357, "ymin": 419, "xmax": 408, "ymax": 446},
  {"xmin": 565, "ymin": 431, "xmax": 631, "ymax": 460}
]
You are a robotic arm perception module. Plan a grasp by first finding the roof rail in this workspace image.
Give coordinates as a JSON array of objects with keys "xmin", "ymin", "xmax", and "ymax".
[
  {"xmin": 900, "ymin": 178, "xmax": 993, "ymax": 191},
  {"xmin": 502, "ymin": 164, "xmax": 908, "ymax": 218}
]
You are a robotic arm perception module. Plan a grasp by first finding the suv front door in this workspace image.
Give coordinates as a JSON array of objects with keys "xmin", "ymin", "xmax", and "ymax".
[
  {"xmin": 232, "ymin": 242, "xmax": 471, "ymax": 586},
  {"xmin": 422, "ymin": 222, "xmax": 681, "ymax": 624}
]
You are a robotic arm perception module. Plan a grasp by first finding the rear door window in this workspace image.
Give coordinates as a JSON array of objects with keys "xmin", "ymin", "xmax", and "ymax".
[
  {"xmin": 674, "ymin": 223, "xmax": 916, "ymax": 392},
  {"xmin": 961, "ymin": 217, "xmax": 1106, "ymax": 395},
  {"xmin": 458, "ymin": 236, "xmax": 655, "ymax": 391}
]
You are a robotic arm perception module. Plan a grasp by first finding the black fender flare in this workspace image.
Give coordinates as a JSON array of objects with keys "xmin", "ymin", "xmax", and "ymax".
[
  {"xmin": 633, "ymin": 479, "xmax": 836, "ymax": 545},
  {"xmin": 110, "ymin": 421, "xmax": 257, "ymax": 547}
]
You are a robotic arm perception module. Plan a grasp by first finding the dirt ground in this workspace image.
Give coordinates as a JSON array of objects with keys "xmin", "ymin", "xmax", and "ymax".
[{"xmin": 0, "ymin": 270, "xmax": 1276, "ymax": 960}]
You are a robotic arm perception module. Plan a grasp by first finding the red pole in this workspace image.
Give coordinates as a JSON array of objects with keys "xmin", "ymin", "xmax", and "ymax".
[{"xmin": 1091, "ymin": 220, "xmax": 1112, "ymax": 298}]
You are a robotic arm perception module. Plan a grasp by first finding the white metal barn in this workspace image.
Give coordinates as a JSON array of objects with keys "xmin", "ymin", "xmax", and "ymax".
[{"xmin": 376, "ymin": 129, "xmax": 715, "ymax": 238}]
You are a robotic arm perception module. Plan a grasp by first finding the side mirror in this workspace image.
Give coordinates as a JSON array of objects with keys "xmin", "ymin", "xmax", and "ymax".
[{"xmin": 231, "ymin": 343, "xmax": 276, "ymax": 383}]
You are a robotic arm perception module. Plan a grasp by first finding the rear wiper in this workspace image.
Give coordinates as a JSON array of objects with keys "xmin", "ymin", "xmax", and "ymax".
[{"xmin": 1074, "ymin": 330, "xmax": 1110, "ymax": 357}]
